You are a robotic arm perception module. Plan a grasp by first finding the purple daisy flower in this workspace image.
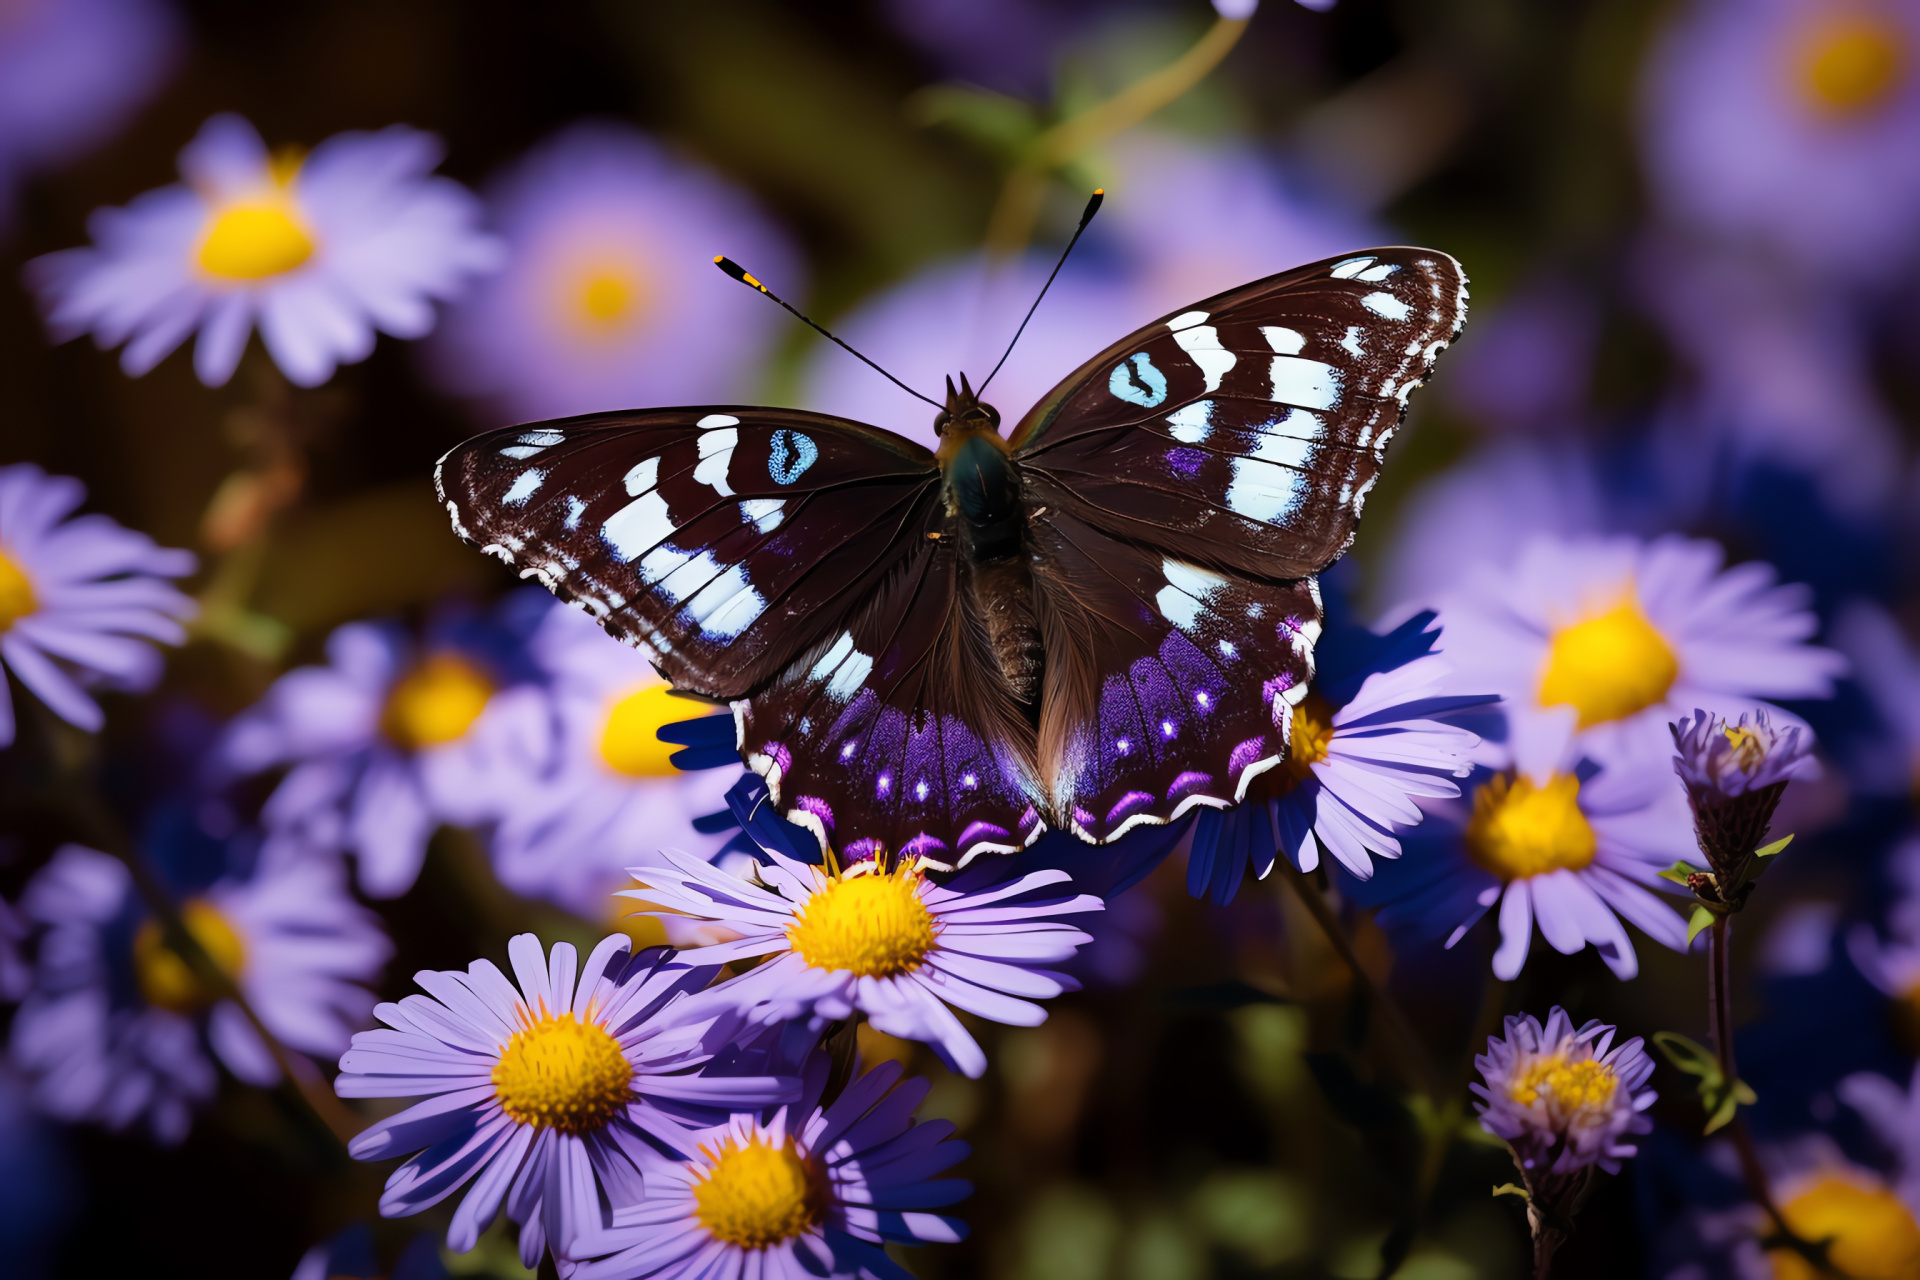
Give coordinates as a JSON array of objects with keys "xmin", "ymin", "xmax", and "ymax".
[
  {"xmin": 0, "ymin": 462, "xmax": 195, "ymax": 747},
  {"xmin": 488, "ymin": 603, "xmax": 742, "ymax": 919},
  {"xmin": 622, "ymin": 847, "xmax": 1101, "ymax": 1078},
  {"xmin": 337, "ymin": 934, "xmax": 794, "ymax": 1270},
  {"xmin": 218, "ymin": 603, "xmax": 553, "ymax": 898},
  {"xmin": 1345, "ymin": 720, "xmax": 1695, "ymax": 980},
  {"xmin": 1426, "ymin": 534, "xmax": 1843, "ymax": 783},
  {"xmin": 1185, "ymin": 610, "xmax": 1487, "ymax": 902},
  {"xmin": 1640, "ymin": 0, "xmax": 1920, "ymax": 283},
  {"xmin": 568, "ymin": 1053, "xmax": 969, "ymax": 1280},
  {"xmin": 0, "ymin": 0, "xmax": 181, "ymax": 224},
  {"xmin": 27, "ymin": 113, "xmax": 502, "ymax": 388},
  {"xmin": 425, "ymin": 122, "xmax": 800, "ymax": 422},
  {"xmin": 1473, "ymin": 1007, "xmax": 1656, "ymax": 1176},
  {"xmin": 1841, "ymin": 1062, "xmax": 1920, "ymax": 1209},
  {"xmin": 8, "ymin": 842, "xmax": 388, "ymax": 1139}
]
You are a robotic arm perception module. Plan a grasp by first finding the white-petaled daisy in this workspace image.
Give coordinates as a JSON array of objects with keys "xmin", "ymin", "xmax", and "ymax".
[
  {"xmin": 1429, "ymin": 534, "xmax": 1843, "ymax": 780},
  {"xmin": 488, "ymin": 601, "xmax": 741, "ymax": 919},
  {"xmin": 26, "ymin": 112, "xmax": 501, "ymax": 388},
  {"xmin": 218, "ymin": 603, "xmax": 552, "ymax": 898},
  {"xmin": 568, "ymin": 1054, "xmax": 969, "ymax": 1280},
  {"xmin": 8, "ymin": 842, "xmax": 388, "ymax": 1138},
  {"xmin": 622, "ymin": 846, "xmax": 1101, "ymax": 1079},
  {"xmin": 425, "ymin": 121, "xmax": 800, "ymax": 421},
  {"xmin": 1472, "ymin": 1007, "xmax": 1656, "ymax": 1176},
  {"xmin": 1345, "ymin": 719, "xmax": 1696, "ymax": 980},
  {"xmin": 1640, "ymin": 0, "xmax": 1920, "ymax": 283},
  {"xmin": 336, "ymin": 934, "xmax": 796, "ymax": 1271},
  {"xmin": 0, "ymin": 462, "xmax": 195, "ymax": 747},
  {"xmin": 1186, "ymin": 610, "xmax": 1486, "ymax": 902},
  {"xmin": 0, "ymin": 0, "xmax": 181, "ymax": 224}
]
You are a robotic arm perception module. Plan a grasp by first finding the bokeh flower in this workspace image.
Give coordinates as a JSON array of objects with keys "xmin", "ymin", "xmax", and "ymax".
[
  {"xmin": 1695, "ymin": 1139, "xmax": 1920, "ymax": 1280},
  {"xmin": 8, "ymin": 842, "xmax": 387, "ymax": 1139},
  {"xmin": 1640, "ymin": 0, "xmax": 1920, "ymax": 282},
  {"xmin": 1832, "ymin": 599, "xmax": 1920, "ymax": 797},
  {"xmin": 426, "ymin": 122, "xmax": 799, "ymax": 421},
  {"xmin": 0, "ymin": 0, "xmax": 181, "ymax": 223},
  {"xmin": 0, "ymin": 462, "xmax": 195, "ymax": 747},
  {"xmin": 337, "ymin": 933, "xmax": 794, "ymax": 1270},
  {"xmin": 218, "ymin": 602, "xmax": 552, "ymax": 898},
  {"xmin": 623, "ymin": 847, "xmax": 1102, "ymax": 1078},
  {"xmin": 1185, "ymin": 610, "xmax": 1486, "ymax": 902},
  {"xmin": 27, "ymin": 113, "xmax": 501, "ymax": 387},
  {"xmin": 1427, "ymin": 534, "xmax": 1843, "ymax": 778},
  {"xmin": 487, "ymin": 602, "xmax": 740, "ymax": 919},
  {"xmin": 569, "ymin": 1054, "xmax": 969, "ymax": 1280},
  {"xmin": 1347, "ymin": 729, "xmax": 1695, "ymax": 979}
]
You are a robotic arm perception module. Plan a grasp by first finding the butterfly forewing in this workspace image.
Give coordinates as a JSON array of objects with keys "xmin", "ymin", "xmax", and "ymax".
[
  {"xmin": 435, "ymin": 409, "xmax": 943, "ymax": 699},
  {"xmin": 1028, "ymin": 507, "xmax": 1322, "ymax": 842},
  {"xmin": 1011, "ymin": 248, "xmax": 1466, "ymax": 579}
]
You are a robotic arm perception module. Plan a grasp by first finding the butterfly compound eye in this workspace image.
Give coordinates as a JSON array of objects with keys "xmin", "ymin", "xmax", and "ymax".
[{"xmin": 932, "ymin": 408, "xmax": 952, "ymax": 436}]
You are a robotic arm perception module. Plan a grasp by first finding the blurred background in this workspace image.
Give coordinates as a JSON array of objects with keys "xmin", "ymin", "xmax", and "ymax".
[{"xmin": 5, "ymin": 0, "xmax": 1920, "ymax": 1276}]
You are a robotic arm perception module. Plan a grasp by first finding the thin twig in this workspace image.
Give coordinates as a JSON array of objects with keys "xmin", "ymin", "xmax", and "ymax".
[{"xmin": 984, "ymin": 14, "xmax": 1250, "ymax": 256}]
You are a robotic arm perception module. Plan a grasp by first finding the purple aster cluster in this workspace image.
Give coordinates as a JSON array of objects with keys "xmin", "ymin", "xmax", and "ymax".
[{"xmin": 14, "ymin": 3, "xmax": 1920, "ymax": 1273}]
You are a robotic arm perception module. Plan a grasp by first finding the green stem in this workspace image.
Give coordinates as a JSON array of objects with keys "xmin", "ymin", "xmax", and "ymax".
[{"xmin": 984, "ymin": 14, "xmax": 1250, "ymax": 256}]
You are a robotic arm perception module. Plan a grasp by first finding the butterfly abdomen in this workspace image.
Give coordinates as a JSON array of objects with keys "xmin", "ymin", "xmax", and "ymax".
[{"xmin": 943, "ymin": 430, "xmax": 1043, "ymax": 706}]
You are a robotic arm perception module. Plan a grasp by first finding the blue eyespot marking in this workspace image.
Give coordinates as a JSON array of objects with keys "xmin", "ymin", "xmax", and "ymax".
[
  {"xmin": 768, "ymin": 429, "xmax": 818, "ymax": 485},
  {"xmin": 1109, "ymin": 352, "xmax": 1168, "ymax": 407}
]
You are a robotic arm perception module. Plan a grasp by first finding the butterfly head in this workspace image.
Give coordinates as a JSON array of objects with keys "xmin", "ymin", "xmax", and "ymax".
[{"xmin": 932, "ymin": 372, "xmax": 1001, "ymax": 438}]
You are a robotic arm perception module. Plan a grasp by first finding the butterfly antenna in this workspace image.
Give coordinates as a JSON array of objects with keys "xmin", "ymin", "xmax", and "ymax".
[
  {"xmin": 713, "ymin": 256, "xmax": 943, "ymax": 411},
  {"xmin": 977, "ymin": 188, "xmax": 1105, "ymax": 396}
]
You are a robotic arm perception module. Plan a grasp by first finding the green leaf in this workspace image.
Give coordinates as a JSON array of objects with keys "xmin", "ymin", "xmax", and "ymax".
[
  {"xmin": 1687, "ymin": 905, "xmax": 1718, "ymax": 944},
  {"xmin": 1657, "ymin": 860, "xmax": 1702, "ymax": 886},
  {"xmin": 1753, "ymin": 833, "xmax": 1794, "ymax": 860},
  {"xmin": 1652, "ymin": 1032, "xmax": 1719, "ymax": 1078}
]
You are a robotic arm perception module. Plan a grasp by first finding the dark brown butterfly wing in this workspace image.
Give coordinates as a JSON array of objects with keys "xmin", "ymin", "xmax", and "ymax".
[
  {"xmin": 434, "ymin": 408, "xmax": 942, "ymax": 699},
  {"xmin": 734, "ymin": 537, "xmax": 1044, "ymax": 870},
  {"xmin": 1027, "ymin": 503, "xmax": 1321, "ymax": 842},
  {"xmin": 1011, "ymin": 248, "xmax": 1466, "ymax": 580}
]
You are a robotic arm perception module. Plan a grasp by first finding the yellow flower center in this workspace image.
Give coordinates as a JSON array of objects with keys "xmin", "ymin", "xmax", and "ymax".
[
  {"xmin": 0, "ymin": 547, "xmax": 38, "ymax": 633},
  {"xmin": 1275, "ymin": 697, "xmax": 1334, "ymax": 795},
  {"xmin": 1508, "ymin": 1051, "xmax": 1618, "ymax": 1111},
  {"xmin": 1798, "ymin": 14, "xmax": 1908, "ymax": 117},
  {"xmin": 1465, "ymin": 773, "xmax": 1598, "ymax": 880},
  {"xmin": 1723, "ymin": 725, "xmax": 1768, "ymax": 772},
  {"xmin": 556, "ymin": 253, "xmax": 652, "ymax": 338},
  {"xmin": 598, "ymin": 683, "xmax": 684, "ymax": 778},
  {"xmin": 1772, "ymin": 1175, "xmax": 1920, "ymax": 1280},
  {"xmin": 1537, "ymin": 599, "xmax": 1679, "ymax": 730},
  {"xmin": 693, "ymin": 1136, "xmax": 824, "ymax": 1250},
  {"xmin": 380, "ymin": 653, "xmax": 495, "ymax": 751},
  {"xmin": 196, "ymin": 154, "xmax": 316, "ymax": 281},
  {"xmin": 132, "ymin": 899, "xmax": 247, "ymax": 1013},
  {"xmin": 491, "ymin": 1011, "xmax": 633, "ymax": 1134},
  {"xmin": 787, "ymin": 863, "xmax": 938, "ymax": 978}
]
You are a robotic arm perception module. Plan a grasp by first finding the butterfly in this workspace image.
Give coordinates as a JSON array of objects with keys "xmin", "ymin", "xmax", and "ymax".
[{"xmin": 436, "ymin": 245, "xmax": 1467, "ymax": 870}]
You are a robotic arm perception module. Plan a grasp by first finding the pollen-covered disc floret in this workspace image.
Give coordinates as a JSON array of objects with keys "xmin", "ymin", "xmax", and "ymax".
[
  {"xmin": 1471, "ymin": 1007, "xmax": 1656, "ymax": 1175},
  {"xmin": 621, "ymin": 846, "xmax": 1101, "ymax": 1079},
  {"xmin": 336, "ymin": 933, "xmax": 796, "ymax": 1274},
  {"xmin": 567, "ymin": 1056, "xmax": 970, "ymax": 1280},
  {"xmin": 492, "ymin": 1011, "xmax": 633, "ymax": 1134},
  {"xmin": 1672, "ymin": 707, "xmax": 1813, "ymax": 800},
  {"xmin": 786, "ymin": 863, "xmax": 937, "ymax": 978}
]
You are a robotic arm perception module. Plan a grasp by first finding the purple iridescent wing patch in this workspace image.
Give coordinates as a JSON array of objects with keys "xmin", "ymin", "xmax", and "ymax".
[
  {"xmin": 1026, "ymin": 504, "xmax": 1322, "ymax": 842},
  {"xmin": 435, "ymin": 407, "xmax": 943, "ymax": 700},
  {"xmin": 1012, "ymin": 248, "xmax": 1467, "ymax": 580},
  {"xmin": 735, "ymin": 536, "xmax": 1042, "ymax": 870}
]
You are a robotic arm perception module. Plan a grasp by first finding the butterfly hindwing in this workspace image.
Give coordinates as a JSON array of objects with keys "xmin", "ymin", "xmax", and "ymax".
[
  {"xmin": 1027, "ymin": 505, "xmax": 1322, "ymax": 842},
  {"xmin": 1012, "ymin": 248, "xmax": 1466, "ymax": 579},
  {"xmin": 435, "ymin": 409, "xmax": 943, "ymax": 699},
  {"xmin": 735, "ymin": 535, "xmax": 1044, "ymax": 870}
]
